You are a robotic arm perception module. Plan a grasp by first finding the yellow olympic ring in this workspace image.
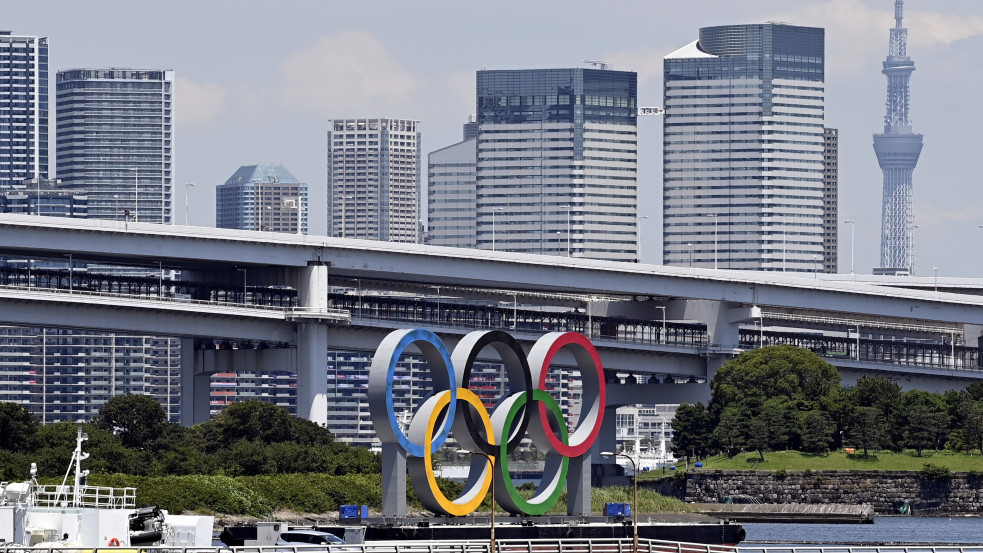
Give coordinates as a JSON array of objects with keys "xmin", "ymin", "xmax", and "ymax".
[{"xmin": 407, "ymin": 388, "xmax": 494, "ymax": 516}]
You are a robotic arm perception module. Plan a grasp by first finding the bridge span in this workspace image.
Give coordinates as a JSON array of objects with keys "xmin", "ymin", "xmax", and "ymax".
[{"xmin": 0, "ymin": 214, "xmax": 981, "ymax": 431}]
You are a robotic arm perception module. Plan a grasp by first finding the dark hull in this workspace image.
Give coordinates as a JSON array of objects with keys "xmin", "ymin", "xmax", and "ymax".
[{"xmin": 325, "ymin": 515, "xmax": 745, "ymax": 546}]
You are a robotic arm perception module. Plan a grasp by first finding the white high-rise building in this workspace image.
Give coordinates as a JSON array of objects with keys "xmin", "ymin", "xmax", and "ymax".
[
  {"xmin": 663, "ymin": 24, "xmax": 826, "ymax": 272},
  {"xmin": 427, "ymin": 119, "xmax": 476, "ymax": 248},
  {"xmin": 327, "ymin": 118, "xmax": 420, "ymax": 242},
  {"xmin": 56, "ymin": 69, "xmax": 174, "ymax": 224},
  {"xmin": 475, "ymin": 69, "xmax": 638, "ymax": 261},
  {"xmin": 0, "ymin": 31, "xmax": 48, "ymax": 189}
]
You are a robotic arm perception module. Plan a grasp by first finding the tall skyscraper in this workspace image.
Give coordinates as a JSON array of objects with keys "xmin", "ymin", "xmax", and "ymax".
[
  {"xmin": 56, "ymin": 68, "xmax": 174, "ymax": 224},
  {"xmin": 0, "ymin": 31, "xmax": 48, "ymax": 189},
  {"xmin": 663, "ymin": 24, "xmax": 826, "ymax": 271},
  {"xmin": 476, "ymin": 68, "xmax": 638, "ymax": 261},
  {"xmin": 216, "ymin": 164, "xmax": 308, "ymax": 233},
  {"xmin": 427, "ymin": 119, "xmax": 476, "ymax": 248},
  {"xmin": 873, "ymin": 0, "xmax": 922, "ymax": 276},
  {"xmin": 823, "ymin": 128, "xmax": 839, "ymax": 273},
  {"xmin": 327, "ymin": 118, "xmax": 420, "ymax": 242}
]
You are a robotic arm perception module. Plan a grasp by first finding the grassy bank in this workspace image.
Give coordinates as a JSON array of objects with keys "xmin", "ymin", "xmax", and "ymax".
[
  {"xmin": 638, "ymin": 449, "xmax": 983, "ymax": 479},
  {"xmin": 83, "ymin": 473, "xmax": 693, "ymax": 517}
]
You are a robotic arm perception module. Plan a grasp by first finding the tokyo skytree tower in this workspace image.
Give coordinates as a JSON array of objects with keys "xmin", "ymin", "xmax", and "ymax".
[{"xmin": 873, "ymin": 0, "xmax": 923, "ymax": 274}]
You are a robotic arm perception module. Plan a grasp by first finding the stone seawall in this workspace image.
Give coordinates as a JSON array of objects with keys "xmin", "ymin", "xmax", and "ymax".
[{"xmin": 643, "ymin": 470, "xmax": 983, "ymax": 515}]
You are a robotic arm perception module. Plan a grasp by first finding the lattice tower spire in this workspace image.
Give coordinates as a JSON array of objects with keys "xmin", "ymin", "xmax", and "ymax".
[{"xmin": 873, "ymin": 0, "xmax": 922, "ymax": 274}]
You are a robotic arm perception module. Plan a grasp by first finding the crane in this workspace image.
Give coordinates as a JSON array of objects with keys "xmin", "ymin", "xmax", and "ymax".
[{"xmin": 581, "ymin": 59, "xmax": 612, "ymax": 70}]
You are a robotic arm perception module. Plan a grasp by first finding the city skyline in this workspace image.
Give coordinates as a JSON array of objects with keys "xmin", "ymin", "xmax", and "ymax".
[{"xmin": 5, "ymin": 0, "xmax": 983, "ymax": 276}]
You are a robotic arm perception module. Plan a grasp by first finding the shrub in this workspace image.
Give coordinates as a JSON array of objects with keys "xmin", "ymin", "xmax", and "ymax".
[{"xmin": 919, "ymin": 463, "xmax": 951, "ymax": 481}]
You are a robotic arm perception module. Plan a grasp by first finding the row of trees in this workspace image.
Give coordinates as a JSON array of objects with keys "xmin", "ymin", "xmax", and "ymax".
[
  {"xmin": 671, "ymin": 345, "xmax": 983, "ymax": 460},
  {"xmin": 0, "ymin": 397, "xmax": 380, "ymax": 481}
]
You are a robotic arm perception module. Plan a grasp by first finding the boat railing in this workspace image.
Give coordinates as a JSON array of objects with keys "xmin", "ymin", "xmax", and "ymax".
[{"xmin": 31, "ymin": 484, "xmax": 136, "ymax": 509}]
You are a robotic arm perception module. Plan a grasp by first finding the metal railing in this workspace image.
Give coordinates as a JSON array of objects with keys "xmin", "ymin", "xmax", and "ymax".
[
  {"xmin": 2, "ymin": 540, "xmax": 982, "ymax": 553},
  {"xmin": 31, "ymin": 484, "xmax": 136, "ymax": 509},
  {"xmin": 0, "ymin": 284, "xmax": 349, "ymax": 323},
  {"xmin": 737, "ymin": 547, "xmax": 983, "ymax": 553}
]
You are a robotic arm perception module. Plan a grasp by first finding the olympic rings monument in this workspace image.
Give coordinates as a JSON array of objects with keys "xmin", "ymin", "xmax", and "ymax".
[{"xmin": 369, "ymin": 328, "xmax": 606, "ymax": 518}]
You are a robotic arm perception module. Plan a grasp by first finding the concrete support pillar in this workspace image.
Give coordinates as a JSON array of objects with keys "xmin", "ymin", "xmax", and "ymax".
[
  {"xmin": 596, "ymin": 404, "xmax": 620, "ymax": 463},
  {"xmin": 180, "ymin": 338, "xmax": 212, "ymax": 425},
  {"xmin": 296, "ymin": 261, "xmax": 330, "ymax": 426},
  {"xmin": 566, "ymin": 452, "xmax": 591, "ymax": 516},
  {"xmin": 297, "ymin": 323, "xmax": 328, "ymax": 425},
  {"xmin": 381, "ymin": 443, "xmax": 407, "ymax": 518},
  {"xmin": 681, "ymin": 299, "xmax": 748, "ymax": 384}
]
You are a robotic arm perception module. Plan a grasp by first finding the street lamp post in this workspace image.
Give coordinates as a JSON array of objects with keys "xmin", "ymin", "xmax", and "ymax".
[
  {"xmin": 184, "ymin": 183, "xmax": 196, "ymax": 225},
  {"xmin": 565, "ymin": 205, "xmax": 572, "ymax": 257},
  {"xmin": 849, "ymin": 325, "xmax": 860, "ymax": 360},
  {"xmin": 782, "ymin": 230, "xmax": 787, "ymax": 272},
  {"xmin": 636, "ymin": 215, "xmax": 649, "ymax": 263},
  {"xmin": 601, "ymin": 451, "xmax": 638, "ymax": 552},
  {"xmin": 844, "ymin": 219, "xmax": 855, "ymax": 274},
  {"xmin": 131, "ymin": 168, "xmax": 139, "ymax": 222},
  {"xmin": 933, "ymin": 267, "xmax": 939, "ymax": 292},
  {"xmin": 911, "ymin": 224, "xmax": 920, "ymax": 275},
  {"xmin": 707, "ymin": 214, "xmax": 718, "ymax": 269},
  {"xmin": 687, "ymin": 243, "xmax": 693, "ymax": 267},
  {"xmin": 492, "ymin": 207, "xmax": 505, "ymax": 251},
  {"xmin": 654, "ymin": 306, "xmax": 666, "ymax": 344},
  {"xmin": 457, "ymin": 449, "xmax": 495, "ymax": 553},
  {"xmin": 237, "ymin": 268, "xmax": 247, "ymax": 304}
]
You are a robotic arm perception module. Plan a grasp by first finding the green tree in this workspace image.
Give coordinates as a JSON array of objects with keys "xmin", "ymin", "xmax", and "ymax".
[
  {"xmin": 670, "ymin": 403, "xmax": 711, "ymax": 460},
  {"xmin": 900, "ymin": 390, "xmax": 948, "ymax": 455},
  {"xmin": 201, "ymin": 400, "xmax": 295, "ymax": 450},
  {"xmin": 92, "ymin": 394, "xmax": 168, "ymax": 450},
  {"xmin": 709, "ymin": 346, "xmax": 841, "ymax": 415},
  {"xmin": 745, "ymin": 415, "xmax": 769, "ymax": 461},
  {"xmin": 0, "ymin": 402, "xmax": 40, "ymax": 452},
  {"xmin": 712, "ymin": 405, "xmax": 749, "ymax": 457},
  {"xmin": 800, "ymin": 410, "xmax": 834, "ymax": 454},
  {"xmin": 760, "ymin": 399, "xmax": 799, "ymax": 450},
  {"xmin": 960, "ymin": 401, "xmax": 983, "ymax": 454},
  {"xmin": 845, "ymin": 377, "xmax": 902, "ymax": 450},
  {"xmin": 966, "ymin": 382, "xmax": 983, "ymax": 402},
  {"xmin": 848, "ymin": 406, "xmax": 887, "ymax": 459}
]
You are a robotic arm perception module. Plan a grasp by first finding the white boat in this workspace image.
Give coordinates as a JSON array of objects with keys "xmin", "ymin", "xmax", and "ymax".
[
  {"xmin": 0, "ymin": 427, "xmax": 214, "ymax": 548},
  {"xmin": 616, "ymin": 436, "xmax": 677, "ymax": 475}
]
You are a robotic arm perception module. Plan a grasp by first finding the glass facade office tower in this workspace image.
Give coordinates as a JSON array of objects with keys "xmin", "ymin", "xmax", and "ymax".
[
  {"xmin": 663, "ymin": 24, "xmax": 826, "ymax": 272},
  {"xmin": 327, "ymin": 118, "xmax": 420, "ymax": 242},
  {"xmin": 427, "ymin": 120, "xmax": 477, "ymax": 248},
  {"xmin": 216, "ymin": 164, "xmax": 308, "ymax": 233},
  {"xmin": 0, "ymin": 31, "xmax": 48, "ymax": 188},
  {"xmin": 56, "ymin": 69, "xmax": 174, "ymax": 224},
  {"xmin": 476, "ymin": 69, "xmax": 638, "ymax": 261}
]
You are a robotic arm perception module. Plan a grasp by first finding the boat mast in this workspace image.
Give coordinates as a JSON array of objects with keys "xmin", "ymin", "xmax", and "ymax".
[{"xmin": 71, "ymin": 427, "xmax": 90, "ymax": 507}]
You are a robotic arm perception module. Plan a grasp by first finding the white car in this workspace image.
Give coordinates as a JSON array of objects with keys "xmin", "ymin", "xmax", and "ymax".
[{"xmin": 276, "ymin": 530, "xmax": 348, "ymax": 548}]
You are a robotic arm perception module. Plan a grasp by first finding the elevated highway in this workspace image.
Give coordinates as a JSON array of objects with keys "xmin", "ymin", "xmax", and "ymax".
[{"xmin": 0, "ymin": 214, "xmax": 981, "ymax": 430}]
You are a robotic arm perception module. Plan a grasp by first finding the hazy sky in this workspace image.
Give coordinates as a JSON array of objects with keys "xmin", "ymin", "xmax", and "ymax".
[{"xmin": 8, "ymin": 0, "xmax": 983, "ymax": 276}]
